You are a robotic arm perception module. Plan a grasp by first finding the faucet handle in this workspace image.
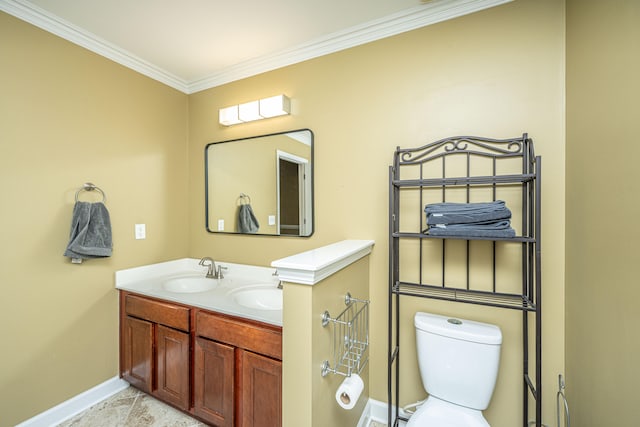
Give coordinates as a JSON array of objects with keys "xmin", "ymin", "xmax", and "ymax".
[{"xmin": 216, "ymin": 265, "xmax": 227, "ymax": 279}]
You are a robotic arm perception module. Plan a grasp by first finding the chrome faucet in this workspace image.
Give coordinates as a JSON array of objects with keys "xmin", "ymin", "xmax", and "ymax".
[
  {"xmin": 199, "ymin": 257, "xmax": 217, "ymax": 279},
  {"xmin": 273, "ymin": 269, "xmax": 283, "ymax": 289},
  {"xmin": 216, "ymin": 264, "xmax": 226, "ymax": 279}
]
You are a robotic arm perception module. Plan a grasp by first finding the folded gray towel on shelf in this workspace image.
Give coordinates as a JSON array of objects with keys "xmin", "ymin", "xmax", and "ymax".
[
  {"xmin": 238, "ymin": 204, "xmax": 259, "ymax": 233},
  {"xmin": 425, "ymin": 200, "xmax": 512, "ymax": 225},
  {"xmin": 431, "ymin": 218, "xmax": 513, "ymax": 229},
  {"xmin": 430, "ymin": 219, "xmax": 513, "ymax": 230},
  {"xmin": 428, "ymin": 227, "xmax": 516, "ymax": 238},
  {"xmin": 425, "ymin": 200, "xmax": 508, "ymax": 214},
  {"xmin": 428, "ymin": 219, "xmax": 516, "ymax": 238},
  {"xmin": 64, "ymin": 201, "xmax": 113, "ymax": 262}
]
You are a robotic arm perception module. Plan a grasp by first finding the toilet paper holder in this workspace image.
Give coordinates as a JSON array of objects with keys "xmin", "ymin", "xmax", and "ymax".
[{"xmin": 321, "ymin": 292, "xmax": 369, "ymax": 377}]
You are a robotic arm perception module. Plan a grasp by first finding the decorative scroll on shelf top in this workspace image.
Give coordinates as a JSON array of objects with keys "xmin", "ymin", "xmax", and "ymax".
[{"xmin": 396, "ymin": 134, "xmax": 534, "ymax": 165}]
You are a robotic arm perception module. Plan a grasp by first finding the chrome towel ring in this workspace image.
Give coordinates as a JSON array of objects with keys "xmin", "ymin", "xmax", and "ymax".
[
  {"xmin": 238, "ymin": 193, "xmax": 251, "ymax": 205},
  {"xmin": 75, "ymin": 182, "xmax": 106, "ymax": 203}
]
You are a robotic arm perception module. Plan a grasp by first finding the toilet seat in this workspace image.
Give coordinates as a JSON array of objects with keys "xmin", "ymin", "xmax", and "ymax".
[{"xmin": 405, "ymin": 396, "xmax": 490, "ymax": 427}]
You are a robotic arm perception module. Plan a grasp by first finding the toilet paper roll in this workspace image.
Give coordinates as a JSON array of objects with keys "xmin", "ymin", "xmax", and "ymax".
[{"xmin": 335, "ymin": 373, "xmax": 364, "ymax": 410}]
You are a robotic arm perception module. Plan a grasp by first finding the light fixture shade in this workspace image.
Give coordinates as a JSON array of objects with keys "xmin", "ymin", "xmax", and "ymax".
[
  {"xmin": 219, "ymin": 94, "xmax": 291, "ymax": 126},
  {"xmin": 259, "ymin": 94, "xmax": 291, "ymax": 118},
  {"xmin": 238, "ymin": 100, "xmax": 262, "ymax": 122},
  {"xmin": 219, "ymin": 105, "xmax": 242, "ymax": 126}
]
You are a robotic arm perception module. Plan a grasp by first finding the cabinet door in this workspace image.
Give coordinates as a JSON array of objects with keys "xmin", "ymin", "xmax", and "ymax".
[
  {"xmin": 122, "ymin": 316, "xmax": 153, "ymax": 393},
  {"xmin": 155, "ymin": 325, "xmax": 190, "ymax": 410},
  {"xmin": 240, "ymin": 350, "xmax": 282, "ymax": 427},
  {"xmin": 193, "ymin": 337, "xmax": 235, "ymax": 427}
]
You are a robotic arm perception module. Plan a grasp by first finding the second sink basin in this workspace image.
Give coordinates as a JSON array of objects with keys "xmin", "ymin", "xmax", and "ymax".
[
  {"xmin": 163, "ymin": 276, "xmax": 218, "ymax": 293},
  {"xmin": 231, "ymin": 286, "xmax": 282, "ymax": 310}
]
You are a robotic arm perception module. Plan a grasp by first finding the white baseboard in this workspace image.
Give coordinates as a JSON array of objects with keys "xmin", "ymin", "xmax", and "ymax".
[
  {"xmin": 16, "ymin": 376, "xmax": 129, "ymax": 427},
  {"xmin": 367, "ymin": 398, "xmax": 390, "ymax": 423},
  {"xmin": 358, "ymin": 398, "xmax": 408, "ymax": 427},
  {"xmin": 357, "ymin": 398, "xmax": 391, "ymax": 426}
]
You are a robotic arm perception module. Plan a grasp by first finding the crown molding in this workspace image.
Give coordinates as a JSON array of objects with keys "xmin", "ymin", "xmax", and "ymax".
[
  {"xmin": 187, "ymin": 0, "xmax": 512, "ymax": 93},
  {"xmin": 0, "ymin": 0, "xmax": 190, "ymax": 92},
  {"xmin": 1, "ymin": 0, "xmax": 511, "ymax": 95}
]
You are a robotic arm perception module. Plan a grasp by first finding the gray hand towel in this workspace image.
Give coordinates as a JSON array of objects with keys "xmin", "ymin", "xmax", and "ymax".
[
  {"xmin": 64, "ymin": 201, "xmax": 113, "ymax": 262},
  {"xmin": 426, "ymin": 219, "xmax": 516, "ymax": 238},
  {"xmin": 428, "ymin": 227, "xmax": 516, "ymax": 238},
  {"xmin": 238, "ymin": 204, "xmax": 259, "ymax": 233},
  {"xmin": 425, "ymin": 200, "xmax": 512, "ymax": 225}
]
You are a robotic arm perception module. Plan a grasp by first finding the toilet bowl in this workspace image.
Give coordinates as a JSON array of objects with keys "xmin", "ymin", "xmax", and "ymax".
[{"xmin": 406, "ymin": 312, "xmax": 502, "ymax": 427}]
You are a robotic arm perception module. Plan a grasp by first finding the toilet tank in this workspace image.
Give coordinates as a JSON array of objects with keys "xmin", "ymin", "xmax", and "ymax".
[{"xmin": 414, "ymin": 312, "xmax": 502, "ymax": 410}]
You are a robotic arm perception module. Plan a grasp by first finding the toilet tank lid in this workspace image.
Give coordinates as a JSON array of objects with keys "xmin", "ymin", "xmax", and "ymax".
[{"xmin": 415, "ymin": 312, "xmax": 502, "ymax": 345}]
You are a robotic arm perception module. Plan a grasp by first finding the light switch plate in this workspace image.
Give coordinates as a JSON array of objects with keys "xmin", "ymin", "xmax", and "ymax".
[{"xmin": 135, "ymin": 224, "xmax": 146, "ymax": 239}]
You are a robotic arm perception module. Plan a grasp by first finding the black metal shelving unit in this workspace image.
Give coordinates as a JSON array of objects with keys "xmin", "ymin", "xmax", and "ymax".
[{"xmin": 388, "ymin": 134, "xmax": 542, "ymax": 427}]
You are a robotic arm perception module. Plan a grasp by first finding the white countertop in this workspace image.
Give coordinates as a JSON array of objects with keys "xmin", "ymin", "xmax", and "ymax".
[
  {"xmin": 116, "ymin": 258, "xmax": 282, "ymax": 326},
  {"xmin": 116, "ymin": 240, "xmax": 375, "ymax": 325},
  {"xmin": 271, "ymin": 239, "xmax": 375, "ymax": 285}
]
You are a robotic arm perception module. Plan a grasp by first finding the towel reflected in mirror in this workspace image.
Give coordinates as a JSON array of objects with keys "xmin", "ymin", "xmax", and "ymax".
[{"xmin": 237, "ymin": 193, "xmax": 259, "ymax": 233}]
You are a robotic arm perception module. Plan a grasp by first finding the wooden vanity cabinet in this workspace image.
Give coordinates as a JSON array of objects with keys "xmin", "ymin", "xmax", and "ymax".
[
  {"xmin": 193, "ymin": 336, "xmax": 235, "ymax": 426},
  {"xmin": 194, "ymin": 310, "xmax": 282, "ymax": 427},
  {"xmin": 155, "ymin": 324, "xmax": 190, "ymax": 408},
  {"xmin": 239, "ymin": 349, "xmax": 282, "ymax": 427},
  {"xmin": 121, "ymin": 315, "xmax": 154, "ymax": 393},
  {"xmin": 119, "ymin": 291, "xmax": 282, "ymax": 426},
  {"xmin": 120, "ymin": 292, "xmax": 190, "ymax": 411}
]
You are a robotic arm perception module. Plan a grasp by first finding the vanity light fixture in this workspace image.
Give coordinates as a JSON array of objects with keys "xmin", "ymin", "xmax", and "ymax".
[
  {"xmin": 218, "ymin": 105, "xmax": 242, "ymax": 126},
  {"xmin": 238, "ymin": 100, "xmax": 261, "ymax": 122},
  {"xmin": 259, "ymin": 94, "xmax": 291, "ymax": 118},
  {"xmin": 219, "ymin": 94, "xmax": 291, "ymax": 126}
]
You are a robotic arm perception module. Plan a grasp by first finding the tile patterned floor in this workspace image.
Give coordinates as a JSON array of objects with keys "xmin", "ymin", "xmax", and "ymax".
[
  {"xmin": 57, "ymin": 386, "xmax": 387, "ymax": 426},
  {"xmin": 57, "ymin": 387, "xmax": 206, "ymax": 427}
]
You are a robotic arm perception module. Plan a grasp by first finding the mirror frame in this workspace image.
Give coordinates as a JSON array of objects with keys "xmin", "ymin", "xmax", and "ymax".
[{"xmin": 205, "ymin": 129, "xmax": 314, "ymax": 237}]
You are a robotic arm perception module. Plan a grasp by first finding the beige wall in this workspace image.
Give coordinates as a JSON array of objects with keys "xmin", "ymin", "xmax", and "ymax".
[
  {"xmin": 189, "ymin": 1, "xmax": 565, "ymax": 425},
  {"xmin": 1, "ymin": 0, "xmax": 570, "ymax": 425},
  {"xmin": 566, "ymin": 0, "xmax": 640, "ymax": 425},
  {"xmin": 0, "ymin": 12, "xmax": 189, "ymax": 426}
]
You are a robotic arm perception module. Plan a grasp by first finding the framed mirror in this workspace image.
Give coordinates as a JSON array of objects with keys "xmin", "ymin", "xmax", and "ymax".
[{"xmin": 205, "ymin": 129, "xmax": 314, "ymax": 236}]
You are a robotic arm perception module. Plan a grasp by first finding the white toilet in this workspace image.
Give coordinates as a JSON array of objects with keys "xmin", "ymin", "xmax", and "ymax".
[{"xmin": 406, "ymin": 312, "xmax": 502, "ymax": 427}]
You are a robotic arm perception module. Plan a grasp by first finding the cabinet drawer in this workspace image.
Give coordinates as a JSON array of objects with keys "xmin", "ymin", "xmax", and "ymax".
[
  {"xmin": 125, "ymin": 294, "xmax": 190, "ymax": 332},
  {"xmin": 196, "ymin": 310, "xmax": 282, "ymax": 360}
]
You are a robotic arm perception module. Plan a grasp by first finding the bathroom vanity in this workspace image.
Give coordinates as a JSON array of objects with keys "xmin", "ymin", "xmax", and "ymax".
[
  {"xmin": 194, "ymin": 309, "xmax": 281, "ymax": 426},
  {"xmin": 116, "ymin": 259, "xmax": 282, "ymax": 427}
]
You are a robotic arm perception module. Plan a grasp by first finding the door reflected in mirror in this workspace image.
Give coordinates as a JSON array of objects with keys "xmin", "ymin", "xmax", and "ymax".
[{"xmin": 205, "ymin": 129, "xmax": 313, "ymax": 236}]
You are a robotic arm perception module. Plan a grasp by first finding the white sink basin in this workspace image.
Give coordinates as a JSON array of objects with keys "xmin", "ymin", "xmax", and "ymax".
[
  {"xmin": 163, "ymin": 276, "xmax": 217, "ymax": 293},
  {"xmin": 232, "ymin": 286, "xmax": 282, "ymax": 310}
]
